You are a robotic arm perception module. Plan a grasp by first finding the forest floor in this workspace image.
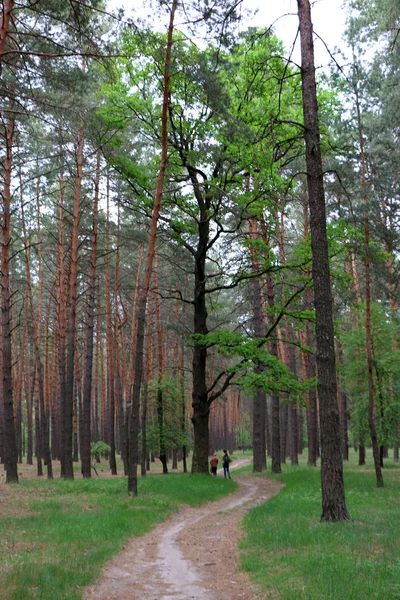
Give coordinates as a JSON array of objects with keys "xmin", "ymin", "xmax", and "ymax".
[{"xmin": 83, "ymin": 459, "xmax": 283, "ymax": 600}]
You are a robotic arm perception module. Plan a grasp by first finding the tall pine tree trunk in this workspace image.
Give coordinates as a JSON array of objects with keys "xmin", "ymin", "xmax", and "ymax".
[
  {"xmin": 1, "ymin": 112, "xmax": 18, "ymax": 483},
  {"xmin": 127, "ymin": 0, "xmax": 177, "ymax": 495},
  {"xmin": 81, "ymin": 152, "xmax": 100, "ymax": 478},
  {"xmin": 297, "ymin": 0, "xmax": 350, "ymax": 520},
  {"xmin": 354, "ymin": 85, "xmax": 384, "ymax": 487},
  {"xmin": 249, "ymin": 216, "xmax": 266, "ymax": 472},
  {"xmin": 154, "ymin": 253, "xmax": 168, "ymax": 474},
  {"xmin": 105, "ymin": 177, "xmax": 117, "ymax": 475},
  {"xmin": 261, "ymin": 218, "xmax": 281, "ymax": 473},
  {"xmin": 57, "ymin": 173, "xmax": 67, "ymax": 474},
  {"xmin": 63, "ymin": 120, "xmax": 85, "ymax": 479}
]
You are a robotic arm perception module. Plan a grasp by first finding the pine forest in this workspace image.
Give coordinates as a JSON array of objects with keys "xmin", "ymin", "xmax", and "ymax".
[{"xmin": 1, "ymin": 0, "xmax": 400, "ymax": 538}]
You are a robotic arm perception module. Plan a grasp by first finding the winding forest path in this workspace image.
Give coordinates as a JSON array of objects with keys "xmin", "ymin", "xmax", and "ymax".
[{"xmin": 84, "ymin": 460, "xmax": 283, "ymax": 600}]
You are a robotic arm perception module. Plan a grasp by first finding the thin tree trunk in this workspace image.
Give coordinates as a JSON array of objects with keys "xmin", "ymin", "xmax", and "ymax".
[
  {"xmin": 35, "ymin": 185, "xmax": 53, "ymax": 479},
  {"xmin": 297, "ymin": 0, "xmax": 350, "ymax": 520},
  {"xmin": 359, "ymin": 444, "xmax": 366, "ymax": 466},
  {"xmin": 26, "ymin": 357, "xmax": 33, "ymax": 465},
  {"xmin": 287, "ymin": 324, "xmax": 299, "ymax": 466},
  {"xmin": 249, "ymin": 216, "xmax": 266, "ymax": 472},
  {"xmin": 0, "ymin": 0, "xmax": 14, "ymax": 64},
  {"xmin": 63, "ymin": 120, "xmax": 85, "ymax": 479},
  {"xmin": 81, "ymin": 152, "xmax": 100, "ymax": 478},
  {"xmin": 302, "ymin": 194, "xmax": 318, "ymax": 466},
  {"xmin": 127, "ymin": 0, "xmax": 177, "ymax": 495},
  {"xmin": 114, "ymin": 202, "xmax": 127, "ymax": 474},
  {"xmin": 1, "ymin": 112, "xmax": 18, "ymax": 483},
  {"xmin": 105, "ymin": 177, "xmax": 117, "ymax": 475},
  {"xmin": 57, "ymin": 173, "xmax": 67, "ymax": 474},
  {"xmin": 354, "ymin": 84, "xmax": 384, "ymax": 488},
  {"xmin": 262, "ymin": 223, "xmax": 281, "ymax": 472},
  {"xmin": 154, "ymin": 253, "xmax": 168, "ymax": 474}
]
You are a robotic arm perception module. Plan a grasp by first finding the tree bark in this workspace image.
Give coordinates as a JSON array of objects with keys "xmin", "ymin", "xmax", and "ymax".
[
  {"xmin": 57, "ymin": 173, "xmax": 67, "ymax": 473},
  {"xmin": 63, "ymin": 120, "xmax": 85, "ymax": 479},
  {"xmin": 297, "ymin": 0, "xmax": 350, "ymax": 520},
  {"xmin": 127, "ymin": 0, "xmax": 177, "ymax": 495},
  {"xmin": 154, "ymin": 253, "xmax": 168, "ymax": 474},
  {"xmin": 81, "ymin": 152, "xmax": 100, "ymax": 478},
  {"xmin": 286, "ymin": 324, "xmax": 299, "ymax": 466},
  {"xmin": 1, "ymin": 111, "xmax": 18, "ymax": 483},
  {"xmin": 249, "ymin": 217, "xmax": 267, "ymax": 472},
  {"xmin": 0, "ymin": 0, "xmax": 14, "ymax": 65},
  {"xmin": 354, "ymin": 83, "xmax": 384, "ymax": 488},
  {"xmin": 105, "ymin": 176, "xmax": 117, "ymax": 475}
]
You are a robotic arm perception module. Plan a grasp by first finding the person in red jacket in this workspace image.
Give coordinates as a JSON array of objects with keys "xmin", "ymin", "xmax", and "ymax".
[{"xmin": 210, "ymin": 453, "xmax": 219, "ymax": 476}]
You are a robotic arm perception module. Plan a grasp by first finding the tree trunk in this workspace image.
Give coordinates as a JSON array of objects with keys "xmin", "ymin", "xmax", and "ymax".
[
  {"xmin": 113, "ymin": 203, "xmax": 128, "ymax": 474},
  {"xmin": 81, "ymin": 152, "xmax": 100, "ymax": 478},
  {"xmin": 263, "ymin": 245, "xmax": 281, "ymax": 472},
  {"xmin": 127, "ymin": 0, "xmax": 177, "ymax": 495},
  {"xmin": 359, "ymin": 443, "xmax": 366, "ymax": 466},
  {"xmin": 154, "ymin": 253, "xmax": 168, "ymax": 474},
  {"xmin": 63, "ymin": 120, "xmax": 85, "ymax": 479},
  {"xmin": 105, "ymin": 177, "xmax": 117, "ymax": 475},
  {"xmin": 286, "ymin": 324, "xmax": 299, "ymax": 466},
  {"xmin": 354, "ymin": 84, "xmax": 384, "ymax": 488},
  {"xmin": 191, "ymin": 211, "xmax": 210, "ymax": 473},
  {"xmin": 0, "ymin": 0, "xmax": 15, "ymax": 64},
  {"xmin": 1, "ymin": 112, "xmax": 18, "ymax": 483},
  {"xmin": 57, "ymin": 173, "xmax": 67, "ymax": 473},
  {"xmin": 249, "ymin": 217, "xmax": 267, "ymax": 472},
  {"xmin": 297, "ymin": 0, "xmax": 350, "ymax": 520}
]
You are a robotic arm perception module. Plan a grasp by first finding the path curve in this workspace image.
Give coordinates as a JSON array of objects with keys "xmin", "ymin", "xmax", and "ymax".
[{"xmin": 84, "ymin": 461, "xmax": 282, "ymax": 600}]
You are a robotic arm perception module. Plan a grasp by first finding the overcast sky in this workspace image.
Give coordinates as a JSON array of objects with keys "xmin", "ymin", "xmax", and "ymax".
[
  {"xmin": 241, "ymin": 0, "xmax": 349, "ymax": 66},
  {"xmin": 118, "ymin": 0, "xmax": 349, "ymax": 66}
]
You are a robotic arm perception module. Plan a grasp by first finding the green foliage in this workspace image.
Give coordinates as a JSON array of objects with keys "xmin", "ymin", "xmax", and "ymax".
[
  {"xmin": 341, "ymin": 303, "xmax": 400, "ymax": 446},
  {"xmin": 190, "ymin": 330, "xmax": 313, "ymax": 400},
  {"xmin": 90, "ymin": 441, "xmax": 111, "ymax": 458},
  {"xmin": 145, "ymin": 375, "xmax": 191, "ymax": 454}
]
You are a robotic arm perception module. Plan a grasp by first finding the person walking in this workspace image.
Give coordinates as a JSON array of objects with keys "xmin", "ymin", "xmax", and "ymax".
[
  {"xmin": 222, "ymin": 449, "xmax": 231, "ymax": 479},
  {"xmin": 210, "ymin": 453, "xmax": 218, "ymax": 476}
]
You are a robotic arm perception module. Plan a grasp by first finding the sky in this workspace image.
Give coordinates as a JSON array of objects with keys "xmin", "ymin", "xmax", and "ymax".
[
  {"xmin": 240, "ymin": 0, "xmax": 349, "ymax": 66},
  {"xmin": 118, "ymin": 0, "xmax": 350, "ymax": 67}
]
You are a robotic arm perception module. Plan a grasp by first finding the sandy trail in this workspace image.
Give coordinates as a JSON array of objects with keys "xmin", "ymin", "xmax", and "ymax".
[{"xmin": 83, "ymin": 460, "xmax": 282, "ymax": 600}]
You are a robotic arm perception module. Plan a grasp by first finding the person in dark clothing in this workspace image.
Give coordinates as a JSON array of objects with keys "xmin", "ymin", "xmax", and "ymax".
[{"xmin": 222, "ymin": 449, "xmax": 231, "ymax": 479}]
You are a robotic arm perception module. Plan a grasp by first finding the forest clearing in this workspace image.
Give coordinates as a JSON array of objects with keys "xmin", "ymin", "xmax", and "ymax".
[
  {"xmin": 2, "ymin": 0, "xmax": 400, "ymax": 597},
  {"xmin": 1, "ymin": 453, "xmax": 400, "ymax": 599}
]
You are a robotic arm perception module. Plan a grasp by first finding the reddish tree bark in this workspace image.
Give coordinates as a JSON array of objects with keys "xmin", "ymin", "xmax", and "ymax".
[
  {"xmin": 56, "ymin": 173, "xmax": 67, "ymax": 470},
  {"xmin": 127, "ymin": 0, "xmax": 178, "ymax": 495},
  {"xmin": 63, "ymin": 120, "xmax": 85, "ymax": 479},
  {"xmin": 354, "ymin": 85, "xmax": 383, "ymax": 488},
  {"xmin": 1, "ymin": 111, "xmax": 18, "ymax": 482},
  {"xmin": 249, "ymin": 216, "xmax": 267, "ymax": 472},
  {"xmin": 81, "ymin": 152, "xmax": 100, "ymax": 478},
  {"xmin": 154, "ymin": 253, "xmax": 168, "ymax": 473},
  {"xmin": 0, "ymin": 0, "xmax": 14, "ymax": 64},
  {"xmin": 105, "ymin": 176, "xmax": 117, "ymax": 475},
  {"xmin": 20, "ymin": 183, "xmax": 53, "ymax": 479}
]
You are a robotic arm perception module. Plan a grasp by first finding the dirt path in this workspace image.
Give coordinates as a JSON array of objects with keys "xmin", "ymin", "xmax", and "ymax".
[{"xmin": 84, "ymin": 460, "xmax": 283, "ymax": 600}]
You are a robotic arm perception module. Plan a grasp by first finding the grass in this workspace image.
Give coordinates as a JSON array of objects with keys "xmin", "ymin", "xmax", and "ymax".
[
  {"xmin": 0, "ymin": 463, "xmax": 236, "ymax": 600},
  {"xmin": 240, "ymin": 450, "xmax": 400, "ymax": 599}
]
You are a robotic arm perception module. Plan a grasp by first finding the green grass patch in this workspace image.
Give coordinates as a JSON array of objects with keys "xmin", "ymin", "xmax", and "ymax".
[
  {"xmin": 240, "ymin": 452, "xmax": 400, "ymax": 599},
  {"xmin": 0, "ymin": 471, "xmax": 236, "ymax": 600}
]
